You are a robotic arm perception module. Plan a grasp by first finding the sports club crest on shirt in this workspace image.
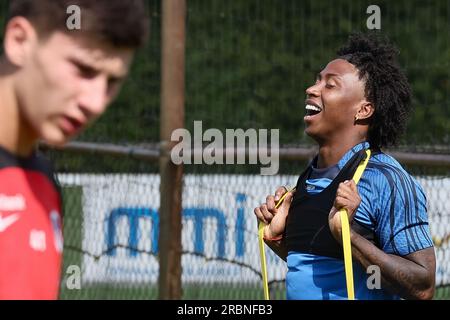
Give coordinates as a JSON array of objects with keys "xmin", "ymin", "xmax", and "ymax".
[{"xmin": 50, "ymin": 210, "xmax": 63, "ymax": 253}]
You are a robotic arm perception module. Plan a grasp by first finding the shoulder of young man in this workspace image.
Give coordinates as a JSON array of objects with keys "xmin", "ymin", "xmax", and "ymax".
[
  {"xmin": 0, "ymin": 147, "xmax": 60, "ymax": 193},
  {"xmin": 359, "ymin": 151, "xmax": 426, "ymax": 208}
]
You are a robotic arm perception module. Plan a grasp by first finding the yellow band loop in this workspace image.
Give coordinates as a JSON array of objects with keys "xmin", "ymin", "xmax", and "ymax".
[
  {"xmin": 340, "ymin": 149, "xmax": 371, "ymax": 300},
  {"xmin": 258, "ymin": 187, "xmax": 295, "ymax": 299},
  {"xmin": 258, "ymin": 221, "xmax": 270, "ymax": 300}
]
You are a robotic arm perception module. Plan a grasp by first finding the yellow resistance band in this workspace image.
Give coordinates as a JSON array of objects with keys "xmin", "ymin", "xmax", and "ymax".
[
  {"xmin": 258, "ymin": 149, "xmax": 371, "ymax": 300},
  {"xmin": 258, "ymin": 187, "xmax": 295, "ymax": 300},
  {"xmin": 340, "ymin": 149, "xmax": 371, "ymax": 300},
  {"xmin": 258, "ymin": 221, "xmax": 270, "ymax": 300}
]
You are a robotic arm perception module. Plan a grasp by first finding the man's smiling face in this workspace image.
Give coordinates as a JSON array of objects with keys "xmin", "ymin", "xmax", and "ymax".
[{"xmin": 304, "ymin": 58, "xmax": 368, "ymax": 144}]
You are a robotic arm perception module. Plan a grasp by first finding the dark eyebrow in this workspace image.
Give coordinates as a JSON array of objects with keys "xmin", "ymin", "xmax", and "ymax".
[
  {"xmin": 70, "ymin": 57, "xmax": 128, "ymax": 81},
  {"xmin": 70, "ymin": 58, "xmax": 99, "ymax": 73},
  {"xmin": 317, "ymin": 72, "xmax": 341, "ymax": 80}
]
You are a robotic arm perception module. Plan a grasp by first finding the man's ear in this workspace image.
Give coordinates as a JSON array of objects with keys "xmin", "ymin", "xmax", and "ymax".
[
  {"xmin": 4, "ymin": 17, "xmax": 38, "ymax": 67},
  {"xmin": 355, "ymin": 101, "xmax": 375, "ymax": 121}
]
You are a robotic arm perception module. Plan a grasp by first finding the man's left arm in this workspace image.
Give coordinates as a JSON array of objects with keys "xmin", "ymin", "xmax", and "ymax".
[
  {"xmin": 350, "ymin": 230, "xmax": 435, "ymax": 300},
  {"xmin": 329, "ymin": 179, "xmax": 436, "ymax": 300}
]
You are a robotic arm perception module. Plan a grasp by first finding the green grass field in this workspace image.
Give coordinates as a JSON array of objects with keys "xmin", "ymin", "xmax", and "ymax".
[{"xmin": 59, "ymin": 283, "xmax": 450, "ymax": 300}]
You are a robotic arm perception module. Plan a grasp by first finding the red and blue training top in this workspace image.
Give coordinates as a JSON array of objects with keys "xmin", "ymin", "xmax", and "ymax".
[{"xmin": 0, "ymin": 146, "xmax": 62, "ymax": 300}]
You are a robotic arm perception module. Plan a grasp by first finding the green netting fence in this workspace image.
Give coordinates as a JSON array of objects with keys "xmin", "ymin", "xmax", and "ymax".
[{"xmin": 0, "ymin": 0, "xmax": 448, "ymax": 299}]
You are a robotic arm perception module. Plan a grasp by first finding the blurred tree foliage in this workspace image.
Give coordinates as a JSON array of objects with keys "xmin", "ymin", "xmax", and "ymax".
[{"xmin": 0, "ymin": 0, "xmax": 448, "ymax": 172}]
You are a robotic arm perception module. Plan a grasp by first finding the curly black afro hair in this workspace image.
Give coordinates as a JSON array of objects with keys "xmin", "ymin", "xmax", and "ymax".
[{"xmin": 337, "ymin": 32, "xmax": 412, "ymax": 149}]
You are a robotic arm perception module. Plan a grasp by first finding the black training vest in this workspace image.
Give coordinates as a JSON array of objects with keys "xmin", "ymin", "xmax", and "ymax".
[{"xmin": 285, "ymin": 149, "xmax": 371, "ymax": 260}]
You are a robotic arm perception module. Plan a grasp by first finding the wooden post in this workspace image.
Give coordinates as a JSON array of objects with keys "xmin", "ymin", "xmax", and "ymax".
[{"xmin": 159, "ymin": 0, "xmax": 186, "ymax": 300}]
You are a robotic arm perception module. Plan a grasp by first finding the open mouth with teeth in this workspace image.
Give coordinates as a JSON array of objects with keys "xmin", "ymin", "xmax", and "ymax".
[{"xmin": 305, "ymin": 104, "xmax": 322, "ymax": 116}]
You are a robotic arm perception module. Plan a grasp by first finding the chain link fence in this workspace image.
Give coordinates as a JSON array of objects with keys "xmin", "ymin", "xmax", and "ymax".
[
  {"xmin": 0, "ymin": 0, "xmax": 447, "ymax": 299},
  {"xmin": 51, "ymin": 0, "xmax": 449, "ymax": 300},
  {"xmin": 53, "ymin": 157, "xmax": 450, "ymax": 300}
]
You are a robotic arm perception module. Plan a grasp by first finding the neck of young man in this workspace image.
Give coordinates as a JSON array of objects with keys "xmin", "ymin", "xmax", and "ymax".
[
  {"xmin": 315, "ymin": 133, "xmax": 367, "ymax": 169},
  {"xmin": 0, "ymin": 79, "xmax": 38, "ymax": 158}
]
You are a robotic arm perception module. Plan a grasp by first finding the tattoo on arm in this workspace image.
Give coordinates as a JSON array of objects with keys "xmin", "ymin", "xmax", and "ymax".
[{"xmin": 350, "ymin": 231, "xmax": 436, "ymax": 300}]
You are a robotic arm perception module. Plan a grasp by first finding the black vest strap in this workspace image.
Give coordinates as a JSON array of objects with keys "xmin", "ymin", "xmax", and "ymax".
[{"xmin": 285, "ymin": 149, "xmax": 370, "ymax": 259}]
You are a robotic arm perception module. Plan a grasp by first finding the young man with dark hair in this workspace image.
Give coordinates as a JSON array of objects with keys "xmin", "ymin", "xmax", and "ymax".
[
  {"xmin": 0, "ymin": 0, "xmax": 149, "ymax": 299},
  {"xmin": 254, "ymin": 32, "xmax": 436, "ymax": 300}
]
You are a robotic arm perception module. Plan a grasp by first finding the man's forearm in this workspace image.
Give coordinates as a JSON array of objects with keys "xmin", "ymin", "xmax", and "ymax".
[{"xmin": 350, "ymin": 230, "xmax": 435, "ymax": 299}]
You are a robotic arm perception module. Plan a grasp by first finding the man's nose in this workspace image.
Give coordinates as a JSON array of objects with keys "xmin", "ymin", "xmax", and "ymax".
[
  {"xmin": 305, "ymin": 82, "xmax": 320, "ymax": 97},
  {"xmin": 78, "ymin": 76, "xmax": 108, "ymax": 118}
]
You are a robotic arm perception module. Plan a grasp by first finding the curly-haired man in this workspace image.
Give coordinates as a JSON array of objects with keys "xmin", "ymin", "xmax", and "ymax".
[{"xmin": 254, "ymin": 32, "xmax": 436, "ymax": 300}]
